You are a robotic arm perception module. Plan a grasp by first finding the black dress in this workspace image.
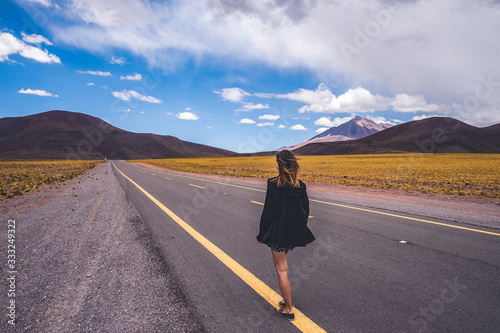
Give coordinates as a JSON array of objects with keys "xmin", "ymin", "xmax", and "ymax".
[{"xmin": 257, "ymin": 177, "xmax": 315, "ymax": 249}]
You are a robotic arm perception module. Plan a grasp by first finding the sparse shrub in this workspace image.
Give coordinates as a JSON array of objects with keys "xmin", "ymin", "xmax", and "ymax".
[{"xmin": 130, "ymin": 154, "xmax": 499, "ymax": 199}]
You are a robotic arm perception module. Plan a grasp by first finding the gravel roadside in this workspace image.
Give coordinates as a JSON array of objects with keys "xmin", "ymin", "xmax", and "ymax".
[{"xmin": 0, "ymin": 162, "xmax": 204, "ymax": 332}]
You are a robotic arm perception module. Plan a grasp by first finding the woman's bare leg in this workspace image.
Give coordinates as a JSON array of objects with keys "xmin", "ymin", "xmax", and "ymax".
[{"xmin": 272, "ymin": 250, "xmax": 293, "ymax": 314}]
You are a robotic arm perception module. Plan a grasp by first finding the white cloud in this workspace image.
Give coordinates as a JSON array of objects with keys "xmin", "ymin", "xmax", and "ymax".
[
  {"xmin": 110, "ymin": 56, "xmax": 126, "ymax": 65},
  {"xmin": 111, "ymin": 89, "xmax": 162, "ymax": 103},
  {"xmin": 314, "ymin": 116, "xmax": 352, "ymax": 127},
  {"xmin": 259, "ymin": 114, "xmax": 280, "ymax": 120},
  {"xmin": 176, "ymin": 111, "xmax": 199, "ymax": 120},
  {"xmin": 18, "ymin": 88, "xmax": 58, "ymax": 97},
  {"xmin": 86, "ymin": 82, "xmax": 95, "ymax": 86},
  {"xmin": 391, "ymin": 94, "xmax": 439, "ymax": 112},
  {"xmin": 122, "ymin": 108, "xmax": 132, "ymax": 112},
  {"xmin": 76, "ymin": 70, "xmax": 112, "ymax": 76},
  {"xmin": 412, "ymin": 114, "xmax": 441, "ymax": 121},
  {"xmin": 236, "ymin": 102, "xmax": 269, "ymax": 112},
  {"xmin": 277, "ymin": 124, "xmax": 286, "ymax": 129},
  {"xmin": 316, "ymin": 127, "xmax": 329, "ymax": 134},
  {"xmin": 263, "ymin": 83, "xmax": 444, "ymax": 117},
  {"xmin": 290, "ymin": 124, "xmax": 307, "ymax": 131},
  {"xmin": 24, "ymin": 0, "xmax": 500, "ymax": 125},
  {"xmin": 185, "ymin": 107, "xmax": 192, "ymax": 111},
  {"xmin": 214, "ymin": 87, "xmax": 251, "ymax": 102},
  {"xmin": 20, "ymin": 32, "xmax": 52, "ymax": 45},
  {"xmin": 0, "ymin": 32, "xmax": 60, "ymax": 63},
  {"xmin": 365, "ymin": 115, "xmax": 396, "ymax": 125},
  {"xmin": 27, "ymin": 0, "xmax": 57, "ymax": 7},
  {"xmin": 238, "ymin": 118, "xmax": 256, "ymax": 124},
  {"xmin": 273, "ymin": 84, "xmax": 391, "ymax": 113},
  {"xmin": 120, "ymin": 73, "xmax": 142, "ymax": 81},
  {"xmin": 257, "ymin": 122, "xmax": 274, "ymax": 127}
]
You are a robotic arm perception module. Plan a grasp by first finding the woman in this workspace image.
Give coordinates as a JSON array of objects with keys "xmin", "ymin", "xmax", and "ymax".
[{"xmin": 257, "ymin": 150, "xmax": 315, "ymax": 320}]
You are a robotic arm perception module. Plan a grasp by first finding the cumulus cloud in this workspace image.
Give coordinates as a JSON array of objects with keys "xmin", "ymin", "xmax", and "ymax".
[
  {"xmin": 391, "ymin": 94, "xmax": 439, "ymax": 112},
  {"xmin": 111, "ymin": 89, "xmax": 162, "ymax": 103},
  {"xmin": 290, "ymin": 124, "xmax": 307, "ymax": 130},
  {"xmin": 176, "ymin": 111, "xmax": 199, "ymax": 120},
  {"xmin": 77, "ymin": 70, "xmax": 112, "ymax": 76},
  {"xmin": 261, "ymin": 83, "xmax": 443, "ymax": 115},
  {"xmin": 214, "ymin": 87, "xmax": 250, "ymax": 102},
  {"xmin": 257, "ymin": 122, "xmax": 274, "ymax": 127},
  {"xmin": 19, "ymin": 0, "xmax": 500, "ymax": 125},
  {"xmin": 365, "ymin": 115, "xmax": 394, "ymax": 125},
  {"xmin": 18, "ymin": 88, "xmax": 58, "ymax": 97},
  {"xmin": 110, "ymin": 56, "xmax": 126, "ymax": 65},
  {"xmin": 412, "ymin": 114, "xmax": 441, "ymax": 121},
  {"xmin": 86, "ymin": 82, "xmax": 95, "ymax": 86},
  {"xmin": 277, "ymin": 124, "xmax": 286, "ymax": 129},
  {"xmin": 21, "ymin": 32, "xmax": 53, "ymax": 45},
  {"xmin": 259, "ymin": 114, "xmax": 280, "ymax": 120},
  {"xmin": 236, "ymin": 103, "xmax": 269, "ymax": 112},
  {"xmin": 0, "ymin": 32, "xmax": 60, "ymax": 63},
  {"xmin": 120, "ymin": 73, "xmax": 142, "ymax": 81},
  {"xmin": 315, "ymin": 127, "xmax": 329, "ymax": 134},
  {"xmin": 238, "ymin": 118, "xmax": 256, "ymax": 124},
  {"xmin": 271, "ymin": 84, "xmax": 391, "ymax": 113},
  {"xmin": 314, "ymin": 116, "xmax": 353, "ymax": 127}
]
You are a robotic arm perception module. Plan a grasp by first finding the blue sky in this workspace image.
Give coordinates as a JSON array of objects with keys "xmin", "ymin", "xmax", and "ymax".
[{"xmin": 1, "ymin": 0, "xmax": 500, "ymax": 153}]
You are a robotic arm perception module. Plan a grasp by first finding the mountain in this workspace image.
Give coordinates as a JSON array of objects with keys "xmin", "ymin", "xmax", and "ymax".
[
  {"xmin": 312, "ymin": 116, "xmax": 393, "ymax": 142},
  {"xmin": 293, "ymin": 117, "xmax": 500, "ymax": 155},
  {"xmin": 288, "ymin": 116, "xmax": 393, "ymax": 150},
  {"xmin": 0, "ymin": 110, "xmax": 237, "ymax": 159}
]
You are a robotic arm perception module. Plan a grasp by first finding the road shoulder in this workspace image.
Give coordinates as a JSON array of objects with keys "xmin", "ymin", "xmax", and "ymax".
[{"xmin": 0, "ymin": 162, "xmax": 204, "ymax": 332}]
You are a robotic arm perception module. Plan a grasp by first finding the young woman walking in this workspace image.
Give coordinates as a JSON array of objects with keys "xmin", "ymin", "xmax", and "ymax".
[{"xmin": 257, "ymin": 150, "xmax": 315, "ymax": 320}]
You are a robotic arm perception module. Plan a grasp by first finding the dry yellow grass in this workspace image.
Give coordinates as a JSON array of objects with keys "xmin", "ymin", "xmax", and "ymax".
[
  {"xmin": 0, "ymin": 160, "xmax": 102, "ymax": 200},
  {"xmin": 132, "ymin": 154, "xmax": 500, "ymax": 198}
]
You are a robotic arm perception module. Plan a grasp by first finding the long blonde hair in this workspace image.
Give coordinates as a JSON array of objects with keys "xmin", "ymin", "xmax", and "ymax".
[{"xmin": 275, "ymin": 150, "xmax": 300, "ymax": 188}]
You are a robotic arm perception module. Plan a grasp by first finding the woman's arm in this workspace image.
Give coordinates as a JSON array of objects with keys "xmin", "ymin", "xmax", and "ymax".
[
  {"xmin": 257, "ymin": 179, "xmax": 279, "ymax": 242},
  {"xmin": 303, "ymin": 183, "xmax": 310, "ymax": 224}
]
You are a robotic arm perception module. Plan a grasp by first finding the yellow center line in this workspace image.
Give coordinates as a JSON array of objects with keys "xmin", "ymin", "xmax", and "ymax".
[
  {"xmin": 131, "ymin": 163, "xmax": 500, "ymax": 237},
  {"xmin": 164, "ymin": 177, "xmax": 172, "ymax": 180},
  {"xmin": 310, "ymin": 199, "xmax": 500, "ymax": 237},
  {"xmin": 189, "ymin": 184, "xmax": 205, "ymax": 190},
  {"xmin": 112, "ymin": 162, "xmax": 325, "ymax": 333}
]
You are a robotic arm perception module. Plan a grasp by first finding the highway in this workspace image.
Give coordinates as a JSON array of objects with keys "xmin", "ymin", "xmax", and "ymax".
[{"xmin": 111, "ymin": 160, "xmax": 500, "ymax": 333}]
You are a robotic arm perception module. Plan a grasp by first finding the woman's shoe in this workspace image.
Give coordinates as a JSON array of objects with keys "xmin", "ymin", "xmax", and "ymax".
[
  {"xmin": 278, "ymin": 308, "xmax": 295, "ymax": 320},
  {"xmin": 278, "ymin": 300, "xmax": 285, "ymax": 307}
]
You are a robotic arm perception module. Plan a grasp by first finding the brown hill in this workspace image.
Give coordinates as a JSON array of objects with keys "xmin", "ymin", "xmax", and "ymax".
[
  {"xmin": 0, "ymin": 110, "xmax": 237, "ymax": 159},
  {"xmin": 294, "ymin": 117, "xmax": 500, "ymax": 155}
]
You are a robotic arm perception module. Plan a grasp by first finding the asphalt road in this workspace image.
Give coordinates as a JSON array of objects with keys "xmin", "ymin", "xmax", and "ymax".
[{"xmin": 111, "ymin": 160, "xmax": 500, "ymax": 333}]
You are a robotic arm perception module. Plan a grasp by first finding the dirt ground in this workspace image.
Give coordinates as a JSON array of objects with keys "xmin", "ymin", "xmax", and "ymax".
[{"xmin": 0, "ymin": 163, "xmax": 204, "ymax": 332}]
